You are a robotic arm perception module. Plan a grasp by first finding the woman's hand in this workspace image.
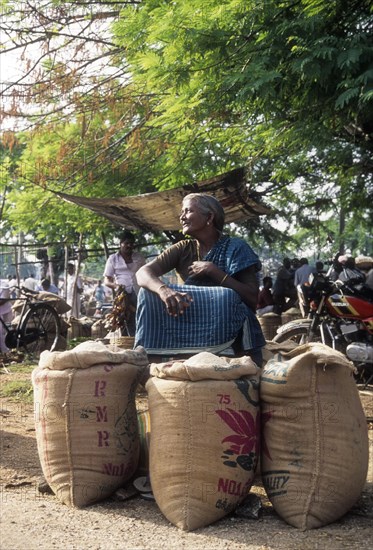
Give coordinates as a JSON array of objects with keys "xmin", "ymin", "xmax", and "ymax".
[
  {"xmin": 189, "ymin": 262, "xmax": 259, "ymax": 310},
  {"xmin": 187, "ymin": 261, "xmax": 216, "ymax": 279},
  {"xmin": 158, "ymin": 286, "xmax": 193, "ymax": 317}
]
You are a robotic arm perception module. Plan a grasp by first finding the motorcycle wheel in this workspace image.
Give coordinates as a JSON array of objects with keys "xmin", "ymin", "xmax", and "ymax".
[{"xmin": 273, "ymin": 325, "xmax": 315, "ymax": 345}]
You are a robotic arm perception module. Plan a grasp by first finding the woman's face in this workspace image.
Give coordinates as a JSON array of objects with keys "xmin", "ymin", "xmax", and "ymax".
[{"xmin": 180, "ymin": 198, "xmax": 209, "ymax": 236}]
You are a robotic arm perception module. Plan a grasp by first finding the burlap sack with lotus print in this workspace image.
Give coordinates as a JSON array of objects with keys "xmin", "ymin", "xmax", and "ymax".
[
  {"xmin": 146, "ymin": 352, "xmax": 261, "ymax": 531},
  {"xmin": 32, "ymin": 341, "xmax": 148, "ymax": 507},
  {"xmin": 260, "ymin": 343, "xmax": 369, "ymax": 530}
]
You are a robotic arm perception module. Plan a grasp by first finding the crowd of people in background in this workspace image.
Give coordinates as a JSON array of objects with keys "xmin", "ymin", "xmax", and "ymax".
[
  {"xmin": 1, "ymin": 242, "xmax": 373, "ymax": 353},
  {"xmin": 0, "ymin": 230, "xmax": 146, "ymax": 351},
  {"xmin": 256, "ymin": 253, "xmax": 373, "ymax": 318},
  {"xmin": 0, "ymin": 269, "xmax": 116, "ymax": 352},
  {"xmin": 1, "ymin": 267, "xmax": 113, "ymax": 325}
]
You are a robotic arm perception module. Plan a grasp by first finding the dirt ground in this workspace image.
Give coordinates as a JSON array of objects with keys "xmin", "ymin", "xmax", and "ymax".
[{"xmin": 0, "ymin": 368, "xmax": 372, "ymax": 550}]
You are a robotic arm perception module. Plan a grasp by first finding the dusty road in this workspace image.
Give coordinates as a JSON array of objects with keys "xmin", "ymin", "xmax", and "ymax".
[{"xmin": 0, "ymin": 383, "xmax": 372, "ymax": 550}]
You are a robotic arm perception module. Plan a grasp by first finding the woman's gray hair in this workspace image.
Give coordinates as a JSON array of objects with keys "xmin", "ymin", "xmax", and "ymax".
[{"xmin": 182, "ymin": 193, "xmax": 225, "ymax": 232}]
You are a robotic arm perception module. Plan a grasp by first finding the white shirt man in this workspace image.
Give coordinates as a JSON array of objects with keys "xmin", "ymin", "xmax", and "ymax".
[
  {"xmin": 23, "ymin": 273, "xmax": 39, "ymax": 291},
  {"xmin": 8, "ymin": 275, "xmax": 17, "ymax": 299},
  {"xmin": 104, "ymin": 234, "xmax": 146, "ymax": 295},
  {"xmin": 103, "ymin": 231, "xmax": 146, "ymax": 336}
]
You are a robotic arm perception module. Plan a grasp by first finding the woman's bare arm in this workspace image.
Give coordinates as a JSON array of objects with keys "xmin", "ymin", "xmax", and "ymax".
[
  {"xmin": 135, "ymin": 261, "xmax": 168, "ymax": 293},
  {"xmin": 136, "ymin": 261, "xmax": 193, "ymax": 317}
]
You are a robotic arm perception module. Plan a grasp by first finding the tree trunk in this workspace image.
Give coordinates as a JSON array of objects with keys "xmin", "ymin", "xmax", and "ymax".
[{"xmin": 339, "ymin": 208, "xmax": 345, "ymax": 254}]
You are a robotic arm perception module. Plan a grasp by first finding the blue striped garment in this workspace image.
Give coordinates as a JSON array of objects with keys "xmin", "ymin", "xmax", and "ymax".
[
  {"xmin": 185, "ymin": 235, "xmax": 261, "ymax": 286},
  {"xmin": 134, "ymin": 283, "xmax": 265, "ymax": 354}
]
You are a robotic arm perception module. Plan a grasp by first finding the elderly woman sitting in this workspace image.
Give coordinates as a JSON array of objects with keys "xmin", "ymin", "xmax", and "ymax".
[{"xmin": 134, "ymin": 193, "xmax": 265, "ymax": 366}]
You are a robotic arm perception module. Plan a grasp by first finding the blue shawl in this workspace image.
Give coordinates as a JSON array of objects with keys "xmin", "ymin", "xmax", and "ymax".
[{"xmin": 185, "ymin": 235, "xmax": 261, "ymax": 285}]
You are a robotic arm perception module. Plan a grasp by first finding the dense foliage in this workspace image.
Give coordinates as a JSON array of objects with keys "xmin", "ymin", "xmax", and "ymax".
[{"xmin": 1, "ymin": 0, "xmax": 372, "ymax": 258}]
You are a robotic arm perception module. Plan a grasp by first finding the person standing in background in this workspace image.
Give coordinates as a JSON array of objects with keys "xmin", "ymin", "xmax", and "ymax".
[
  {"xmin": 290, "ymin": 258, "xmax": 300, "ymax": 277},
  {"xmin": 256, "ymin": 276, "xmax": 275, "ymax": 316},
  {"xmin": 0, "ymin": 279, "xmax": 13, "ymax": 353},
  {"xmin": 294, "ymin": 258, "xmax": 316, "ymax": 317},
  {"xmin": 94, "ymin": 280, "xmax": 106, "ymax": 307},
  {"xmin": 104, "ymin": 231, "xmax": 146, "ymax": 336},
  {"xmin": 272, "ymin": 258, "xmax": 297, "ymax": 315},
  {"xmin": 66, "ymin": 263, "xmax": 83, "ymax": 318},
  {"xmin": 315, "ymin": 261, "xmax": 325, "ymax": 274},
  {"xmin": 8, "ymin": 275, "xmax": 17, "ymax": 299},
  {"xmin": 294, "ymin": 258, "xmax": 315, "ymax": 287},
  {"xmin": 37, "ymin": 278, "xmax": 59, "ymax": 295},
  {"xmin": 328, "ymin": 254, "xmax": 344, "ymax": 281},
  {"xmin": 23, "ymin": 272, "xmax": 38, "ymax": 291}
]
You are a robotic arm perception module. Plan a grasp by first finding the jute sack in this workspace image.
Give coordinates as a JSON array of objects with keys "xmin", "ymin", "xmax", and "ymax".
[
  {"xmin": 67, "ymin": 316, "xmax": 93, "ymax": 339},
  {"xmin": 281, "ymin": 307, "xmax": 302, "ymax": 326},
  {"xmin": 258, "ymin": 313, "xmax": 282, "ymax": 341},
  {"xmin": 32, "ymin": 341, "xmax": 149, "ymax": 507},
  {"xmin": 36, "ymin": 292, "xmax": 72, "ymax": 314},
  {"xmin": 12, "ymin": 293, "xmax": 71, "ymax": 316},
  {"xmin": 91, "ymin": 319, "xmax": 108, "ymax": 340},
  {"xmin": 147, "ymin": 352, "xmax": 261, "ymax": 531},
  {"xmin": 12, "ymin": 299, "xmax": 26, "ymax": 314},
  {"xmin": 262, "ymin": 340, "xmax": 298, "ymax": 365},
  {"xmin": 260, "ymin": 343, "xmax": 369, "ymax": 530}
]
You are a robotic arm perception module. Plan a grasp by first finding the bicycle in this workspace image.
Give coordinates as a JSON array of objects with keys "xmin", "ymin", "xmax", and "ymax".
[{"xmin": 0, "ymin": 286, "xmax": 61, "ymax": 358}]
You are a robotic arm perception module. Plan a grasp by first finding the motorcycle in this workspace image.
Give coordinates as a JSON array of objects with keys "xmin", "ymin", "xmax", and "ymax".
[{"xmin": 273, "ymin": 271, "xmax": 373, "ymax": 385}]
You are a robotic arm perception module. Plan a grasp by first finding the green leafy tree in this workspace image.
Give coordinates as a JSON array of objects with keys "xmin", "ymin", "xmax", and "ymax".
[
  {"xmin": 114, "ymin": 0, "xmax": 372, "ymax": 248},
  {"xmin": 1, "ymin": 0, "xmax": 372, "ymax": 257}
]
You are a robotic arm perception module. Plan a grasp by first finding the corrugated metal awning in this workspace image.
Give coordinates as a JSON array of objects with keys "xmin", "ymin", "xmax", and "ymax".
[{"xmin": 58, "ymin": 167, "xmax": 270, "ymax": 232}]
